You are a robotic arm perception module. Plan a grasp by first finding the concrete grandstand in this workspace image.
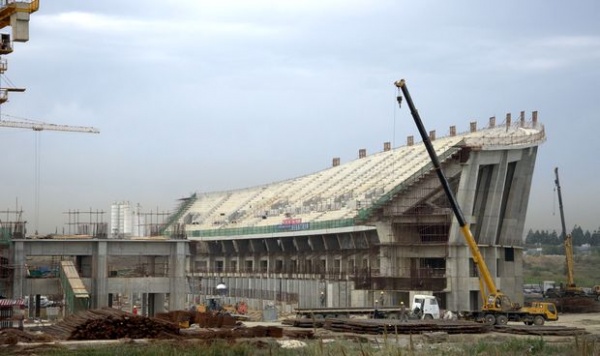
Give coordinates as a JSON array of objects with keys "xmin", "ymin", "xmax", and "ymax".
[{"xmin": 166, "ymin": 111, "xmax": 545, "ymax": 313}]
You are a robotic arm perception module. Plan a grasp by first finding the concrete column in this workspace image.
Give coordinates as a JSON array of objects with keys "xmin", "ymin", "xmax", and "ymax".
[
  {"xmin": 153, "ymin": 293, "xmax": 166, "ymax": 314},
  {"xmin": 11, "ymin": 241, "xmax": 25, "ymax": 298},
  {"xmin": 92, "ymin": 241, "xmax": 108, "ymax": 308},
  {"xmin": 168, "ymin": 241, "xmax": 187, "ymax": 310},
  {"xmin": 142, "ymin": 293, "xmax": 148, "ymax": 316}
]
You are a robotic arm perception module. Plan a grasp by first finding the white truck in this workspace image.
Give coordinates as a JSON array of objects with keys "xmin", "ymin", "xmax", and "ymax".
[
  {"xmin": 294, "ymin": 294, "xmax": 441, "ymax": 320},
  {"xmin": 411, "ymin": 294, "xmax": 440, "ymax": 320}
]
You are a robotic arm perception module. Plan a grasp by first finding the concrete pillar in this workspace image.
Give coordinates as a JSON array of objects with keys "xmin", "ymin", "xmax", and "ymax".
[
  {"xmin": 11, "ymin": 241, "xmax": 25, "ymax": 299},
  {"xmin": 92, "ymin": 241, "xmax": 108, "ymax": 308},
  {"xmin": 153, "ymin": 293, "xmax": 165, "ymax": 314},
  {"xmin": 142, "ymin": 293, "xmax": 148, "ymax": 316},
  {"xmin": 169, "ymin": 241, "xmax": 187, "ymax": 310}
]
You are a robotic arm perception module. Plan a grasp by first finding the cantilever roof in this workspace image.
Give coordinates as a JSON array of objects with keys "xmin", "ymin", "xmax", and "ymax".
[{"xmin": 178, "ymin": 119, "xmax": 545, "ymax": 238}]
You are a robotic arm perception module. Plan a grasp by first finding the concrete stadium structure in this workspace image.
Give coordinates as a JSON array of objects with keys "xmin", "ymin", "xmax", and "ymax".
[
  {"xmin": 0, "ymin": 112, "xmax": 544, "ymax": 316},
  {"xmin": 169, "ymin": 112, "xmax": 545, "ymax": 313}
]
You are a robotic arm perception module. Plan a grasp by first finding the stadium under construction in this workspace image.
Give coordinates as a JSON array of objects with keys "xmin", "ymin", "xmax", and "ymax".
[{"xmin": 1, "ymin": 112, "xmax": 546, "ymax": 316}]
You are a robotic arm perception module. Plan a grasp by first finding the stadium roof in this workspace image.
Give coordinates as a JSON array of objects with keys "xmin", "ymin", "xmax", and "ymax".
[{"xmin": 168, "ymin": 116, "xmax": 545, "ymax": 239}]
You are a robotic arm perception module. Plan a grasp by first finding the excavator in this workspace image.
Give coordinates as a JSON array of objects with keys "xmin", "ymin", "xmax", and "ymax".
[
  {"xmin": 394, "ymin": 79, "xmax": 558, "ymax": 325},
  {"xmin": 547, "ymin": 167, "xmax": 600, "ymax": 300}
]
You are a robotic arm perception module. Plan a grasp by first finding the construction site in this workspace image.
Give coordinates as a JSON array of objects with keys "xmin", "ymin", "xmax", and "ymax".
[{"xmin": 1, "ymin": 1, "xmax": 600, "ymax": 355}]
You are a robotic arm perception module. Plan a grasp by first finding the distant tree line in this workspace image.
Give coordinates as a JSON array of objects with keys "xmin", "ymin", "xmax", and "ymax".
[{"xmin": 525, "ymin": 225, "xmax": 600, "ymax": 247}]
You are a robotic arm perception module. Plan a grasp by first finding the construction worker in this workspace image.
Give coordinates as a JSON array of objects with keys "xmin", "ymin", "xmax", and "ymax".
[
  {"xmin": 379, "ymin": 291, "xmax": 385, "ymax": 306},
  {"xmin": 320, "ymin": 291, "xmax": 325, "ymax": 307},
  {"xmin": 399, "ymin": 301, "xmax": 408, "ymax": 322}
]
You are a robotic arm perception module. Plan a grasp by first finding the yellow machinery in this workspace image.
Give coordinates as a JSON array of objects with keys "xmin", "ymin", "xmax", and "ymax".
[
  {"xmin": 394, "ymin": 79, "xmax": 558, "ymax": 325},
  {"xmin": 554, "ymin": 167, "xmax": 583, "ymax": 295},
  {"xmin": 553, "ymin": 167, "xmax": 600, "ymax": 300}
]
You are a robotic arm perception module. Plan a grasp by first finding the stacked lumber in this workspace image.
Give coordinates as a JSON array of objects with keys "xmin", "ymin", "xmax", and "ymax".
[
  {"xmin": 323, "ymin": 318, "xmax": 490, "ymax": 335},
  {"xmin": 494, "ymin": 325, "xmax": 589, "ymax": 336},
  {"xmin": 192, "ymin": 312, "xmax": 237, "ymax": 328},
  {"xmin": 155, "ymin": 310, "xmax": 193, "ymax": 328},
  {"xmin": 44, "ymin": 307, "xmax": 179, "ymax": 340},
  {"xmin": 181, "ymin": 325, "xmax": 285, "ymax": 339},
  {"xmin": 281, "ymin": 318, "xmax": 325, "ymax": 328}
]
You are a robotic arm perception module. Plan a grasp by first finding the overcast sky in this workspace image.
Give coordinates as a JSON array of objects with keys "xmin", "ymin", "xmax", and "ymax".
[{"xmin": 1, "ymin": 0, "xmax": 598, "ymax": 236}]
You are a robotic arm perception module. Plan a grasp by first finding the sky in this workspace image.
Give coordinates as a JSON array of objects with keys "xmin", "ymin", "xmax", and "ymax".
[{"xmin": 0, "ymin": 0, "xmax": 599, "ymax": 236}]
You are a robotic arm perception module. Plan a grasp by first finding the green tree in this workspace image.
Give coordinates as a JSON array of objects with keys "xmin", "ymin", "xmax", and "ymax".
[{"xmin": 571, "ymin": 225, "xmax": 586, "ymax": 245}]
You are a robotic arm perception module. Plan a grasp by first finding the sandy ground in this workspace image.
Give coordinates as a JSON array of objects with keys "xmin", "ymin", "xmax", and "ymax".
[{"xmin": 549, "ymin": 312, "xmax": 600, "ymax": 335}]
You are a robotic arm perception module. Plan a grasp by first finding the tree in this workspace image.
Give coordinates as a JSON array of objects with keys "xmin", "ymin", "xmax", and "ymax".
[{"xmin": 571, "ymin": 225, "xmax": 586, "ymax": 246}]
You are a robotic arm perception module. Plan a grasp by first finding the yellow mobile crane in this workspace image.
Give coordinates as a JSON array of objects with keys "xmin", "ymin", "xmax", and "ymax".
[
  {"xmin": 553, "ymin": 167, "xmax": 581, "ymax": 296},
  {"xmin": 394, "ymin": 79, "xmax": 558, "ymax": 325},
  {"xmin": 552, "ymin": 167, "xmax": 600, "ymax": 300}
]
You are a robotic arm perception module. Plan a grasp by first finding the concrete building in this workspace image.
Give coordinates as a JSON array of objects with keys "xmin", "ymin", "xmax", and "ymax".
[
  {"xmin": 169, "ymin": 112, "xmax": 544, "ymax": 312},
  {"xmin": 1, "ymin": 113, "xmax": 544, "ymax": 316}
]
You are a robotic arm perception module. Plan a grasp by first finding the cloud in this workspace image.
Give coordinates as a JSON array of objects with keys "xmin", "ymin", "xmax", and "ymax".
[{"xmin": 479, "ymin": 35, "xmax": 600, "ymax": 72}]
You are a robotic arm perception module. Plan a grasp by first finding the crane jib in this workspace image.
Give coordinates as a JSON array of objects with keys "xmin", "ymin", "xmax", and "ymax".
[{"xmin": 394, "ymin": 79, "xmax": 498, "ymax": 296}]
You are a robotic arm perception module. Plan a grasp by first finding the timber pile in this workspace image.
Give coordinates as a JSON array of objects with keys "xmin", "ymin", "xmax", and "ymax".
[
  {"xmin": 323, "ymin": 319, "xmax": 490, "ymax": 335},
  {"xmin": 494, "ymin": 325, "xmax": 589, "ymax": 336},
  {"xmin": 181, "ymin": 325, "xmax": 286, "ymax": 339},
  {"xmin": 193, "ymin": 312, "xmax": 238, "ymax": 328},
  {"xmin": 154, "ymin": 310, "xmax": 238, "ymax": 328},
  {"xmin": 546, "ymin": 297, "xmax": 600, "ymax": 314},
  {"xmin": 282, "ymin": 318, "xmax": 325, "ymax": 328},
  {"xmin": 44, "ymin": 308, "xmax": 179, "ymax": 340}
]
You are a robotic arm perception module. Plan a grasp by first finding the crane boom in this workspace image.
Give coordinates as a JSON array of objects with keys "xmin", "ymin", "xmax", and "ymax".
[
  {"xmin": 393, "ymin": 78, "xmax": 558, "ymax": 325},
  {"xmin": 0, "ymin": 118, "xmax": 100, "ymax": 134},
  {"xmin": 554, "ymin": 167, "xmax": 576, "ymax": 289},
  {"xmin": 393, "ymin": 79, "xmax": 499, "ymax": 298}
]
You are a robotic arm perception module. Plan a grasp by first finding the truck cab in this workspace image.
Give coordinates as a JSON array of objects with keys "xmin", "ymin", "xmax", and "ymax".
[{"xmin": 411, "ymin": 294, "xmax": 440, "ymax": 319}]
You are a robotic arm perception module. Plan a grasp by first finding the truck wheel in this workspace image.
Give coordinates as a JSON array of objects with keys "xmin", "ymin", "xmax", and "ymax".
[
  {"xmin": 495, "ymin": 315, "xmax": 508, "ymax": 325},
  {"xmin": 424, "ymin": 314, "xmax": 433, "ymax": 320},
  {"xmin": 484, "ymin": 314, "xmax": 496, "ymax": 325},
  {"xmin": 533, "ymin": 315, "xmax": 545, "ymax": 326}
]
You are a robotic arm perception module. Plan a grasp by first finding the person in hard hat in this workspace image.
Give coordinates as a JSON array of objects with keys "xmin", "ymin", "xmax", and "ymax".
[
  {"xmin": 399, "ymin": 301, "xmax": 408, "ymax": 322},
  {"xmin": 320, "ymin": 291, "xmax": 325, "ymax": 307}
]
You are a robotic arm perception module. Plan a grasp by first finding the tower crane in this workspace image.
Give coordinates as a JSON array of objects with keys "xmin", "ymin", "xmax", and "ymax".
[
  {"xmin": 0, "ymin": 0, "xmax": 39, "ymax": 42},
  {"xmin": 0, "ymin": 0, "xmax": 40, "ymax": 102},
  {"xmin": 0, "ymin": 115, "xmax": 100, "ymax": 133},
  {"xmin": 1, "ymin": 114, "xmax": 100, "ymax": 234}
]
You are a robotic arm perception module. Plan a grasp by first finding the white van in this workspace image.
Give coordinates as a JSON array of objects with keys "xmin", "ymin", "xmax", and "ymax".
[{"xmin": 411, "ymin": 294, "xmax": 440, "ymax": 319}]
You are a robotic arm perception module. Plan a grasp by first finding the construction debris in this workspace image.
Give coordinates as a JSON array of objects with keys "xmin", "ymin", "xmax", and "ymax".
[
  {"xmin": 44, "ymin": 307, "xmax": 179, "ymax": 340},
  {"xmin": 545, "ymin": 297, "xmax": 600, "ymax": 314}
]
